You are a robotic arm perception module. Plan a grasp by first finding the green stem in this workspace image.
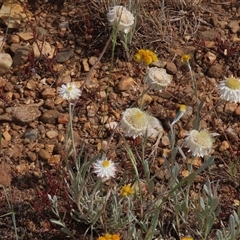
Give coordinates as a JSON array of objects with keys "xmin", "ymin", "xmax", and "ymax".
[{"xmin": 69, "ymin": 102, "xmax": 77, "ymax": 161}]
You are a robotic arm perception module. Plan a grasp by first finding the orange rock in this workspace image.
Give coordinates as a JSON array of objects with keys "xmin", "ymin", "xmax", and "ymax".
[
  {"xmin": 0, "ymin": 164, "xmax": 11, "ymax": 186},
  {"xmin": 58, "ymin": 114, "xmax": 69, "ymax": 124}
]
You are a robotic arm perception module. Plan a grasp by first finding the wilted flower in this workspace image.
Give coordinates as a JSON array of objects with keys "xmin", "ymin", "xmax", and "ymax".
[
  {"xmin": 181, "ymin": 54, "xmax": 191, "ymax": 63},
  {"xmin": 98, "ymin": 233, "xmax": 120, "ymax": 240},
  {"xmin": 58, "ymin": 83, "xmax": 81, "ymax": 101},
  {"xmin": 171, "ymin": 104, "xmax": 187, "ymax": 126},
  {"xmin": 146, "ymin": 115, "xmax": 164, "ymax": 139},
  {"xmin": 145, "ymin": 67, "xmax": 172, "ymax": 91},
  {"xmin": 93, "ymin": 156, "xmax": 116, "ymax": 179},
  {"xmin": 107, "ymin": 5, "xmax": 134, "ymax": 34},
  {"xmin": 121, "ymin": 184, "xmax": 134, "ymax": 197},
  {"xmin": 134, "ymin": 49, "xmax": 158, "ymax": 65},
  {"xmin": 217, "ymin": 77, "xmax": 240, "ymax": 103},
  {"xmin": 184, "ymin": 129, "xmax": 216, "ymax": 157},
  {"xmin": 120, "ymin": 108, "xmax": 149, "ymax": 138}
]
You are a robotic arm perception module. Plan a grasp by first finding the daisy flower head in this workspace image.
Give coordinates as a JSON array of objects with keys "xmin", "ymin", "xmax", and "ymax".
[
  {"xmin": 134, "ymin": 49, "xmax": 158, "ymax": 65},
  {"xmin": 97, "ymin": 233, "xmax": 120, "ymax": 240},
  {"xmin": 58, "ymin": 83, "xmax": 81, "ymax": 101},
  {"xmin": 107, "ymin": 5, "xmax": 134, "ymax": 34},
  {"xmin": 184, "ymin": 129, "xmax": 216, "ymax": 157},
  {"xmin": 93, "ymin": 156, "xmax": 116, "ymax": 180},
  {"xmin": 120, "ymin": 108, "xmax": 149, "ymax": 139},
  {"xmin": 217, "ymin": 77, "xmax": 240, "ymax": 103},
  {"xmin": 181, "ymin": 54, "xmax": 191, "ymax": 63},
  {"xmin": 121, "ymin": 184, "xmax": 134, "ymax": 197},
  {"xmin": 181, "ymin": 236, "xmax": 194, "ymax": 240},
  {"xmin": 145, "ymin": 67, "xmax": 172, "ymax": 91}
]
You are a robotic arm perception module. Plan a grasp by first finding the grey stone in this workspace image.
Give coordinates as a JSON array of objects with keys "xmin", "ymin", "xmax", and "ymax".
[
  {"xmin": 0, "ymin": 100, "xmax": 43, "ymax": 124},
  {"xmin": 56, "ymin": 49, "xmax": 74, "ymax": 63},
  {"xmin": 23, "ymin": 129, "xmax": 38, "ymax": 141},
  {"xmin": 12, "ymin": 46, "xmax": 32, "ymax": 67}
]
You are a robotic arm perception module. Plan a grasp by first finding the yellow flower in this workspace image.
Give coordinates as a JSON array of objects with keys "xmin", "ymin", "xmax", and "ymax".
[
  {"xmin": 134, "ymin": 53, "xmax": 141, "ymax": 62},
  {"xmin": 97, "ymin": 233, "xmax": 120, "ymax": 240},
  {"xmin": 112, "ymin": 234, "xmax": 120, "ymax": 240},
  {"xmin": 98, "ymin": 237, "xmax": 106, "ymax": 240},
  {"xmin": 181, "ymin": 54, "xmax": 191, "ymax": 63},
  {"xmin": 179, "ymin": 104, "xmax": 187, "ymax": 112},
  {"xmin": 121, "ymin": 184, "xmax": 135, "ymax": 197},
  {"xmin": 181, "ymin": 236, "xmax": 194, "ymax": 240},
  {"xmin": 134, "ymin": 49, "xmax": 158, "ymax": 65},
  {"xmin": 105, "ymin": 233, "xmax": 112, "ymax": 239}
]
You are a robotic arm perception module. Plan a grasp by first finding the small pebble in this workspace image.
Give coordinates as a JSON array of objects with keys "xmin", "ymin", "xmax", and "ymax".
[
  {"xmin": 224, "ymin": 102, "xmax": 237, "ymax": 114},
  {"xmin": 82, "ymin": 58, "xmax": 90, "ymax": 72},
  {"xmin": 23, "ymin": 129, "xmax": 38, "ymax": 141},
  {"xmin": 38, "ymin": 149, "xmax": 51, "ymax": 161},
  {"xmin": 2, "ymin": 131, "xmax": 11, "ymax": 141},
  {"xmin": 0, "ymin": 53, "xmax": 13, "ymax": 75},
  {"xmin": 166, "ymin": 62, "xmax": 177, "ymax": 75},
  {"xmin": 46, "ymin": 130, "xmax": 58, "ymax": 139},
  {"xmin": 115, "ymin": 76, "xmax": 135, "ymax": 92},
  {"xmin": 219, "ymin": 141, "xmax": 229, "ymax": 152},
  {"xmin": 234, "ymin": 106, "xmax": 240, "ymax": 116},
  {"xmin": 56, "ymin": 49, "xmax": 74, "ymax": 63}
]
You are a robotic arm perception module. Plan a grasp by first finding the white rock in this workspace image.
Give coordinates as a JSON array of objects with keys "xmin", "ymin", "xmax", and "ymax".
[
  {"xmin": 46, "ymin": 130, "xmax": 58, "ymax": 139},
  {"xmin": 105, "ymin": 121, "xmax": 118, "ymax": 130},
  {"xmin": 32, "ymin": 40, "xmax": 55, "ymax": 59},
  {"xmin": 0, "ymin": 53, "xmax": 12, "ymax": 75}
]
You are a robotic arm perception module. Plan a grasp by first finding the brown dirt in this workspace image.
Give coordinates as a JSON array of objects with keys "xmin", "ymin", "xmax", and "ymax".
[{"xmin": 0, "ymin": 0, "xmax": 240, "ymax": 239}]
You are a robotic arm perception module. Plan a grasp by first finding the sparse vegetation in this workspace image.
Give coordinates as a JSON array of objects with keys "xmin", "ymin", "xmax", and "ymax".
[{"xmin": 0, "ymin": 0, "xmax": 239, "ymax": 239}]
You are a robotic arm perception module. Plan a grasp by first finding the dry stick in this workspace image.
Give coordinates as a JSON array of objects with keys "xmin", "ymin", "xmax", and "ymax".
[{"xmin": 80, "ymin": 35, "xmax": 112, "ymax": 92}]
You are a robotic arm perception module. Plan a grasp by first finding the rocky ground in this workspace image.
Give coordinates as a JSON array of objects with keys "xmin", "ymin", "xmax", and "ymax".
[{"xmin": 0, "ymin": 0, "xmax": 240, "ymax": 239}]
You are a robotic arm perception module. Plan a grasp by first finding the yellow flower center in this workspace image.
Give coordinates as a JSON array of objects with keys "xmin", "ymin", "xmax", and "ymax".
[
  {"xmin": 102, "ymin": 160, "xmax": 110, "ymax": 168},
  {"xmin": 225, "ymin": 77, "xmax": 240, "ymax": 90},
  {"xmin": 132, "ymin": 111, "xmax": 145, "ymax": 125},
  {"xmin": 192, "ymin": 130, "xmax": 213, "ymax": 147},
  {"xmin": 67, "ymin": 85, "xmax": 73, "ymax": 92}
]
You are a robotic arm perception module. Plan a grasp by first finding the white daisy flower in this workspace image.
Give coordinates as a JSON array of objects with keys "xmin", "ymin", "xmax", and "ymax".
[
  {"xmin": 120, "ymin": 108, "xmax": 149, "ymax": 138},
  {"xmin": 184, "ymin": 129, "xmax": 216, "ymax": 157},
  {"xmin": 58, "ymin": 83, "xmax": 81, "ymax": 101},
  {"xmin": 217, "ymin": 77, "xmax": 240, "ymax": 103},
  {"xmin": 93, "ymin": 157, "xmax": 116, "ymax": 179},
  {"xmin": 107, "ymin": 6, "xmax": 134, "ymax": 34},
  {"xmin": 145, "ymin": 67, "xmax": 172, "ymax": 91}
]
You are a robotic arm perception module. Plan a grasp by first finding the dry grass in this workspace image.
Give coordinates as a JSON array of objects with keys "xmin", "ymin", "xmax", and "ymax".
[{"xmin": 165, "ymin": 0, "xmax": 205, "ymax": 35}]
